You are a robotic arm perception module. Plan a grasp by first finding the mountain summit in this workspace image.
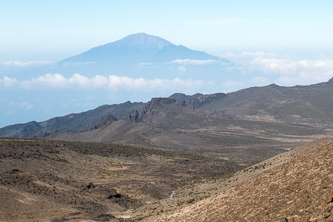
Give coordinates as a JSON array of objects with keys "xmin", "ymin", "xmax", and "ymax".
[
  {"xmin": 60, "ymin": 33, "xmax": 220, "ymax": 64},
  {"xmin": 110, "ymin": 33, "xmax": 174, "ymax": 49}
]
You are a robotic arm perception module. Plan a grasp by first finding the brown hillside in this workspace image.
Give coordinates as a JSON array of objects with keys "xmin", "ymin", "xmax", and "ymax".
[
  {"xmin": 146, "ymin": 138, "xmax": 333, "ymax": 222},
  {"xmin": 0, "ymin": 138, "xmax": 240, "ymax": 221},
  {"xmin": 46, "ymin": 97, "xmax": 328, "ymax": 164}
]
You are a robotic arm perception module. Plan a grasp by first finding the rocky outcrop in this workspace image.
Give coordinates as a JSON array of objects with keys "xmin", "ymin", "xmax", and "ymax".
[
  {"xmin": 169, "ymin": 92, "xmax": 226, "ymax": 107},
  {"xmin": 131, "ymin": 98, "xmax": 189, "ymax": 123}
]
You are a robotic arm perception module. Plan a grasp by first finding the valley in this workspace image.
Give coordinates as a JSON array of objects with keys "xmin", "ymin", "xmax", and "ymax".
[
  {"xmin": 1, "ymin": 137, "xmax": 332, "ymax": 221},
  {"xmin": 0, "ymin": 138, "xmax": 241, "ymax": 221}
]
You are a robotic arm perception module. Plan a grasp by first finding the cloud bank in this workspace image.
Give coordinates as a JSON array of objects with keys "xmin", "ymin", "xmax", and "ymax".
[
  {"xmin": 168, "ymin": 59, "xmax": 216, "ymax": 65},
  {"xmin": 220, "ymin": 52, "xmax": 333, "ymax": 86},
  {"xmin": 2, "ymin": 61, "xmax": 54, "ymax": 67},
  {"xmin": 0, "ymin": 74, "xmax": 211, "ymax": 94}
]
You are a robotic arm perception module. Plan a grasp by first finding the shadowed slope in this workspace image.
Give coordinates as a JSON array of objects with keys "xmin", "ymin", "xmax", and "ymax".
[
  {"xmin": 201, "ymin": 78, "xmax": 333, "ymax": 124},
  {"xmin": 0, "ymin": 101, "xmax": 143, "ymax": 138}
]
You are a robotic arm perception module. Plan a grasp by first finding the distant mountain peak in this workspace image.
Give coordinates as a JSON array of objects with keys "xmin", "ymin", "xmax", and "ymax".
[
  {"xmin": 114, "ymin": 33, "xmax": 174, "ymax": 49},
  {"xmin": 60, "ymin": 33, "xmax": 221, "ymax": 64}
]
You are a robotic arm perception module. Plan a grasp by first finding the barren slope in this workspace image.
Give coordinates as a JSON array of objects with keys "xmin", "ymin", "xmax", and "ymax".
[
  {"xmin": 46, "ymin": 98, "xmax": 327, "ymax": 164},
  {"xmin": 146, "ymin": 138, "xmax": 333, "ymax": 222},
  {"xmin": 0, "ymin": 138, "xmax": 240, "ymax": 222}
]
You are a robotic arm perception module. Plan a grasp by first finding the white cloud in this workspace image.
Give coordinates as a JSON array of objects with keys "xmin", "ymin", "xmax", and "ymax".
[
  {"xmin": 25, "ymin": 73, "xmax": 67, "ymax": 88},
  {"xmin": 68, "ymin": 73, "xmax": 108, "ymax": 88},
  {"xmin": 216, "ymin": 51, "xmax": 277, "ymax": 60},
  {"xmin": 2, "ymin": 61, "xmax": 54, "ymax": 67},
  {"xmin": 0, "ymin": 76, "xmax": 17, "ymax": 87},
  {"xmin": 241, "ymin": 52, "xmax": 265, "ymax": 56},
  {"xmin": 3, "ymin": 73, "xmax": 211, "ymax": 94},
  {"xmin": 248, "ymin": 57, "xmax": 298, "ymax": 75},
  {"xmin": 106, "ymin": 75, "xmax": 209, "ymax": 93},
  {"xmin": 21, "ymin": 74, "xmax": 60, "ymax": 89},
  {"xmin": 222, "ymin": 52, "xmax": 333, "ymax": 86},
  {"xmin": 89, "ymin": 75, "xmax": 109, "ymax": 88},
  {"xmin": 168, "ymin": 59, "xmax": 216, "ymax": 65},
  {"xmin": 61, "ymin": 62, "xmax": 96, "ymax": 66},
  {"xmin": 108, "ymin": 75, "xmax": 145, "ymax": 89},
  {"xmin": 20, "ymin": 73, "xmax": 109, "ymax": 89},
  {"xmin": 249, "ymin": 58, "xmax": 333, "ymax": 85}
]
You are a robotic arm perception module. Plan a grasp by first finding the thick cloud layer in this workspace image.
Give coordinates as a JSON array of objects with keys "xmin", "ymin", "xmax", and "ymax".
[
  {"xmin": 1, "ymin": 73, "xmax": 210, "ymax": 93},
  {"xmin": 219, "ymin": 52, "xmax": 333, "ymax": 86}
]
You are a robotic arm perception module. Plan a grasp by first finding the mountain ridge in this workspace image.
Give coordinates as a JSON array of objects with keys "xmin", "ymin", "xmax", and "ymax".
[
  {"xmin": 0, "ymin": 78, "xmax": 332, "ymax": 163},
  {"xmin": 0, "ymin": 101, "xmax": 143, "ymax": 138},
  {"xmin": 1, "ymin": 78, "xmax": 333, "ymax": 138}
]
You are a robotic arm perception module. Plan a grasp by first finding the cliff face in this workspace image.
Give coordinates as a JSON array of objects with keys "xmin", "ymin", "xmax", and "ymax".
[{"xmin": 133, "ymin": 98, "xmax": 189, "ymax": 123}]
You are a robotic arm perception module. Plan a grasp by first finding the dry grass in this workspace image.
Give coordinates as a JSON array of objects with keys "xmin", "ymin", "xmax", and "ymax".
[
  {"xmin": 0, "ymin": 138, "xmax": 240, "ymax": 221},
  {"xmin": 146, "ymin": 138, "xmax": 333, "ymax": 221}
]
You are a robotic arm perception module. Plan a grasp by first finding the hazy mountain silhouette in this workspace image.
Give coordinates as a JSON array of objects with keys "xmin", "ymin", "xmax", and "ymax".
[{"xmin": 60, "ymin": 33, "xmax": 221, "ymax": 65}]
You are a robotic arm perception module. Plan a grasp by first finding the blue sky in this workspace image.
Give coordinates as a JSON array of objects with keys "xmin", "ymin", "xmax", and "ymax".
[
  {"xmin": 1, "ymin": 0, "xmax": 333, "ymax": 127},
  {"xmin": 2, "ymin": 0, "xmax": 333, "ymax": 61}
]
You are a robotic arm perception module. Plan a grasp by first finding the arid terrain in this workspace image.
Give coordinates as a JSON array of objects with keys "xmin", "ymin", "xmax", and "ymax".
[
  {"xmin": 145, "ymin": 138, "xmax": 333, "ymax": 222},
  {"xmin": 0, "ymin": 138, "xmax": 240, "ymax": 221},
  {"xmin": 1, "ymin": 138, "xmax": 332, "ymax": 221}
]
